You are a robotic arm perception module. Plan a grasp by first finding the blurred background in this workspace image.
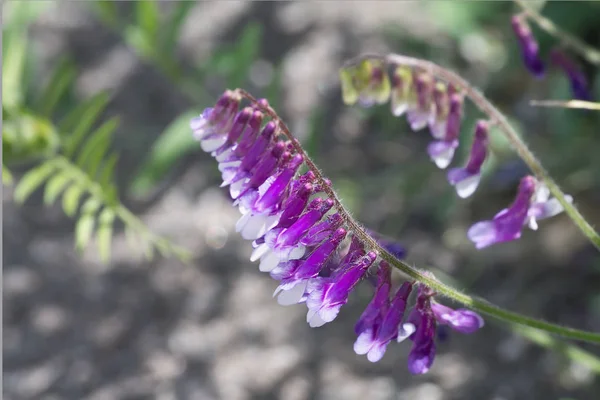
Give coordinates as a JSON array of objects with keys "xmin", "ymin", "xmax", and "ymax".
[{"xmin": 3, "ymin": 1, "xmax": 600, "ymax": 399}]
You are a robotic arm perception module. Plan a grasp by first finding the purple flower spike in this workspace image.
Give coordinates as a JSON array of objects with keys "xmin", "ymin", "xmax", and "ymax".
[
  {"xmin": 447, "ymin": 120, "xmax": 489, "ymax": 198},
  {"xmin": 468, "ymin": 175, "xmax": 537, "ymax": 249},
  {"xmin": 511, "ymin": 15, "xmax": 545, "ymax": 78},
  {"xmin": 355, "ymin": 280, "xmax": 413, "ymax": 362},
  {"xmin": 550, "ymin": 49, "xmax": 592, "ymax": 101},
  {"xmin": 431, "ymin": 302, "xmax": 484, "ymax": 334},
  {"xmin": 306, "ymin": 251, "xmax": 377, "ymax": 328}
]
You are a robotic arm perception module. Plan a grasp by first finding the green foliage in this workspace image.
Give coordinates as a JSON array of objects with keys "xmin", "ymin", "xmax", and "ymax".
[
  {"xmin": 2, "ymin": 166, "xmax": 14, "ymax": 186},
  {"xmin": 130, "ymin": 110, "xmax": 199, "ymax": 197},
  {"xmin": 4, "ymin": 11, "xmax": 191, "ymax": 264},
  {"xmin": 128, "ymin": 19, "xmax": 273, "ymax": 197}
]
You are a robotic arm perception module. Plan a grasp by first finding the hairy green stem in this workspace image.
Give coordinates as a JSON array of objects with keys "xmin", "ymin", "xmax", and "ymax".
[
  {"xmin": 345, "ymin": 53, "xmax": 600, "ymax": 251},
  {"xmin": 514, "ymin": 0, "xmax": 600, "ymax": 66},
  {"xmin": 237, "ymin": 89, "xmax": 600, "ymax": 345}
]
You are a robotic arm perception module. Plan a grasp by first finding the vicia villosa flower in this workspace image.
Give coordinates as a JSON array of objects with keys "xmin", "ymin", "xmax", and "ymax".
[
  {"xmin": 192, "ymin": 89, "xmax": 485, "ymax": 374},
  {"xmin": 447, "ymin": 120, "xmax": 488, "ymax": 198},
  {"xmin": 468, "ymin": 175, "xmax": 572, "ymax": 249},
  {"xmin": 550, "ymin": 48, "xmax": 592, "ymax": 101}
]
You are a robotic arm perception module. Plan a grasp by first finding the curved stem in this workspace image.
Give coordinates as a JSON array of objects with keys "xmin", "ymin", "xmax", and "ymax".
[
  {"xmin": 514, "ymin": 0, "xmax": 600, "ymax": 66},
  {"xmin": 344, "ymin": 53, "xmax": 600, "ymax": 251},
  {"xmin": 236, "ymin": 89, "xmax": 600, "ymax": 345}
]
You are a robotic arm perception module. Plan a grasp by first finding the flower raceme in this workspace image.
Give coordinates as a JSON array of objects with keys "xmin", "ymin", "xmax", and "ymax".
[
  {"xmin": 191, "ymin": 90, "xmax": 485, "ymax": 374},
  {"xmin": 339, "ymin": 58, "xmax": 570, "ymax": 248}
]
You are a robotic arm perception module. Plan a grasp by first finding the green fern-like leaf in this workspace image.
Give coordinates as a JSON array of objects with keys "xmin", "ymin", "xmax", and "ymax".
[{"xmin": 10, "ymin": 73, "xmax": 191, "ymax": 263}]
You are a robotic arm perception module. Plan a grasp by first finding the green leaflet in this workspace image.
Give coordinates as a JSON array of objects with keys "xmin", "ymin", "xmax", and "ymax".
[
  {"xmin": 35, "ymin": 57, "xmax": 77, "ymax": 117},
  {"xmin": 44, "ymin": 172, "xmax": 72, "ymax": 205},
  {"xmin": 96, "ymin": 207, "xmax": 116, "ymax": 263},
  {"xmin": 61, "ymin": 184, "xmax": 84, "ymax": 218},
  {"xmin": 61, "ymin": 92, "xmax": 111, "ymax": 157},
  {"xmin": 75, "ymin": 198, "xmax": 101, "ymax": 252},
  {"xmin": 75, "ymin": 117, "xmax": 119, "ymax": 176},
  {"xmin": 14, "ymin": 160, "xmax": 58, "ymax": 203}
]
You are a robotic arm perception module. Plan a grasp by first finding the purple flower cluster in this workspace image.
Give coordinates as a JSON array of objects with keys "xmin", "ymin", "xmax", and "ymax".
[
  {"xmin": 192, "ymin": 90, "xmax": 484, "ymax": 373},
  {"xmin": 341, "ymin": 60, "xmax": 572, "ymax": 249},
  {"xmin": 510, "ymin": 14, "xmax": 592, "ymax": 100}
]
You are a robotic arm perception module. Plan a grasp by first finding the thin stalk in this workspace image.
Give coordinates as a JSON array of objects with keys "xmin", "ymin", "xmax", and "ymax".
[
  {"xmin": 344, "ymin": 53, "xmax": 600, "ymax": 251},
  {"xmin": 514, "ymin": 0, "xmax": 600, "ymax": 66},
  {"xmin": 236, "ymin": 89, "xmax": 600, "ymax": 345}
]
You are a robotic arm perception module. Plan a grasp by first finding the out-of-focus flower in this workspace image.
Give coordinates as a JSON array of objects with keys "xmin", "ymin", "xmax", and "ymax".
[
  {"xmin": 468, "ymin": 176, "xmax": 570, "ymax": 249},
  {"xmin": 550, "ymin": 49, "xmax": 592, "ymax": 101},
  {"xmin": 511, "ymin": 15, "xmax": 545, "ymax": 78}
]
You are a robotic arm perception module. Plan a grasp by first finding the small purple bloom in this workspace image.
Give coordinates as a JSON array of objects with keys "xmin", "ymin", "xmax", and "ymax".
[
  {"xmin": 428, "ymin": 83, "xmax": 449, "ymax": 140},
  {"xmin": 447, "ymin": 120, "xmax": 489, "ymax": 198},
  {"xmin": 468, "ymin": 175, "xmax": 536, "ymax": 249},
  {"xmin": 427, "ymin": 92, "xmax": 464, "ymax": 169},
  {"xmin": 511, "ymin": 15, "xmax": 545, "ymax": 78},
  {"xmin": 306, "ymin": 251, "xmax": 377, "ymax": 327},
  {"xmin": 354, "ymin": 262, "xmax": 391, "ymax": 336},
  {"xmin": 431, "ymin": 302, "xmax": 484, "ymax": 334},
  {"xmin": 300, "ymin": 213, "xmax": 344, "ymax": 247},
  {"xmin": 427, "ymin": 140, "xmax": 459, "ymax": 170},
  {"xmin": 407, "ymin": 73, "xmax": 434, "ymax": 131},
  {"xmin": 390, "ymin": 66, "xmax": 413, "ymax": 117},
  {"xmin": 406, "ymin": 289, "xmax": 437, "ymax": 375},
  {"xmin": 550, "ymin": 49, "xmax": 592, "ymax": 101},
  {"xmin": 407, "ymin": 312, "xmax": 436, "ymax": 375},
  {"xmin": 272, "ymin": 228, "xmax": 347, "ymax": 305},
  {"xmin": 251, "ymin": 198, "xmax": 334, "ymax": 272},
  {"xmin": 192, "ymin": 91, "xmax": 241, "ymax": 152},
  {"xmin": 355, "ymin": 280, "xmax": 413, "ymax": 362}
]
